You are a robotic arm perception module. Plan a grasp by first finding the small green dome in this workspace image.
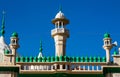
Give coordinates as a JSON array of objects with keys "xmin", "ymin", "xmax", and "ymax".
[
  {"xmin": 1, "ymin": 29, "xmax": 5, "ymax": 36},
  {"xmin": 4, "ymin": 49, "xmax": 9, "ymax": 54},
  {"xmin": 114, "ymin": 51, "xmax": 118, "ymax": 55},
  {"xmin": 12, "ymin": 32, "xmax": 18, "ymax": 37},
  {"xmin": 104, "ymin": 33, "xmax": 110, "ymax": 38}
]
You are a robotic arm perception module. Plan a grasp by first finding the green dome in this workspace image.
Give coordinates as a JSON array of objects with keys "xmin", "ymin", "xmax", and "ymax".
[
  {"xmin": 104, "ymin": 33, "xmax": 110, "ymax": 38},
  {"xmin": 4, "ymin": 49, "xmax": 9, "ymax": 54},
  {"xmin": 114, "ymin": 51, "xmax": 118, "ymax": 55},
  {"xmin": 1, "ymin": 29, "xmax": 5, "ymax": 36},
  {"xmin": 12, "ymin": 32, "xmax": 18, "ymax": 37}
]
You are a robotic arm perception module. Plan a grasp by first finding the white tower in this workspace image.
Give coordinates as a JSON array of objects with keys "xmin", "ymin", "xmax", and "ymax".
[
  {"xmin": 51, "ymin": 8, "xmax": 69, "ymax": 57},
  {"xmin": 103, "ymin": 33, "xmax": 113, "ymax": 63}
]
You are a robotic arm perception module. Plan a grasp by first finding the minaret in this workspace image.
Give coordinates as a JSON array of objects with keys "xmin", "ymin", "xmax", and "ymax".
[
  {"xmin": 9, "ymin": 32, "xmax": 19, "ymax": 64},
  {"xmin": 0, "ymin": 11, "xmax": 12, "ymax": 63},
  {"xmin": 51, "ymin": 7, "xmax": 69, "ymax": 57},
  {"xmin": 38, "ymin": 40, "xmax": 43, "ymax": 58},
  {"xmin": 103, "ymin": 33, "xmax": 113, "ymax": 63}
]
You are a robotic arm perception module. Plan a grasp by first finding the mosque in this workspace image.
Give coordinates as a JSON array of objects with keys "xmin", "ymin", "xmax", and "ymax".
[{"xmin": 0, "ymin": 8, "xmax": 120, "ymax": 77}]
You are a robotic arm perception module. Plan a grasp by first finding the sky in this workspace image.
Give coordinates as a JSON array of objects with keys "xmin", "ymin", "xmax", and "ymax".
[{"xmin": 0, "ymin": 0, "xmax": 120, "ymax": 58}]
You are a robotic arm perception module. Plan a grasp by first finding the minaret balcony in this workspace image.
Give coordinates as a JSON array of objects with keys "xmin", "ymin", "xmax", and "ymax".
[
  {"xmin": 103, "ymin": 45, "xmax": 113, "ymax": 51},
  {"xmin": 51, "ymin": 28, "xmax": 69, "ymax": 37}
]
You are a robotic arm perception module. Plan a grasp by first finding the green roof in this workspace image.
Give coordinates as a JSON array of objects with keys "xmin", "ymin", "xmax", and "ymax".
[
  {"xmin": 104, "ymin": 33, "xmax": 110, "ymax": 38},
  {"xmin": 16, "ymin": 56, "xmax": 106, "ymax": 63}
]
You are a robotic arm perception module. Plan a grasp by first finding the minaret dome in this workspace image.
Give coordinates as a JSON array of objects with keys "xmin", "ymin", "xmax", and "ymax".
[
  {"xmin": 52, "ymin": 10, "xmax": 69, "ymax": 26},
  {"xmin": 55, "ymin": 11, "xmax": 65, "ymax": 19}
]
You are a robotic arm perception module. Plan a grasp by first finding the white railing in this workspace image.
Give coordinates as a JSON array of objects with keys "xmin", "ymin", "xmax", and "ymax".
[
  {"xmin": 51, "ymin": 28, "xmax": 69, "ymax": 35},
  {"xmin": 21, "ymin": 64, "xmax": 54, "ymax": 71},
  {"xmin": 17, "ymin": 62, "xmax": 106, "ymax": 73},
  {"xmin": 71, "ymin": 64, "xmax": 102, "ymax": 71}
]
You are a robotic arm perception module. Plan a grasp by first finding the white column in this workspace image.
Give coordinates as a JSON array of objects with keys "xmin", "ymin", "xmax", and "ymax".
[
  {"xmin": 106, "ymin": 49, "xmax": 110, "ymax": 63},
  {"xmin": 54, "ymin": 64, "xmax": 57, "ymax": 70},
  {"xmin": 92, "ymin": 66, "xmax": 94, "ymax": 71},
  {"xmin": 43, "ymin": 65, "xmax": 44, "ymax": 70},
  {"xmin": 51, "ymin": 65, "xmax": 53, "ymax": 70},
  {"xmin": 25, "ymin": 65, "xmax": 27, "ymax": 70},
  {"xmin": 34, "ymin": 65, "xmax": 36, "ymax": 70},
  {"xmin": 37, "ymin": 65, "xmax": 39, "ymax": 70},
  {"xmin": 83, "ymin": 65, "xmax": 85, "ymax": 70},
  {"xmin": 23, "ymin": 65, "xmax": 25, "ymax": 70},
  {"xmin": 60, "ymin": 65, "xmax": 63, "ymax": 70},
  {"xmin": 46, "ymin": 65, "xmax": 48, "ymax": 70},
  {"xmin": 96, "ymin": 65, "xmax": 99, "ymax": 71},
  {"xmin": 40, "ymin": 65, "xmax": 41, "ymax": 70},
  {"xmin": 39, "ymin": 65, "xmax": 41, "ymax": 70},
  {"xmin": 79, "ymin": 65, "xmax": 81, "ymax": 70},
  {"xmin": 42, "ymin": 65, "xmax": 44, "ymax": 70},
  {"xmin": 78, "ymin": 65, "xmax": 80, "ymax": 70},
  {"xmin": 88, "ymin": 65, "xmax": 90, "ymax": 71},
  {"xmin": 31, "ymin": 65, "xmax": 34, "ymax": 70}
]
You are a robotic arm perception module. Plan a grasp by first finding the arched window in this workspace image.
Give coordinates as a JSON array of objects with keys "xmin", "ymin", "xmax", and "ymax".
[
  {"xmin": 12, "ymin": 40, "xmax": 15, "ymax": 44},
  {"xmin": 107, "ymin": 41, "xmax": 109, "ymax": 45}
]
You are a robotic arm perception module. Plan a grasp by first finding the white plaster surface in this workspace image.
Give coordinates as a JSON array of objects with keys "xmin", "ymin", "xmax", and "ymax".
[
  {"xmin": 112, "ymin": 73, "xmax": 120, "ymax": 77},
  {"xmin": 0, "ymin": 72, "xmax": 12, "ymax": 77}
]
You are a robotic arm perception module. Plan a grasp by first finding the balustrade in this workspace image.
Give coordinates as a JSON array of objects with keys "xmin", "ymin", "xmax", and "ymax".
[
  {"xmin": 19, "ymin": 63, "xmax": 103, "ymax": 72},
  {"xmin": 70, "ymin": 64, "xmax": 102, "ymax": 72},
  {"xmin": 16, "ymin": 56, "xmax": 106, "ymax": 73}
]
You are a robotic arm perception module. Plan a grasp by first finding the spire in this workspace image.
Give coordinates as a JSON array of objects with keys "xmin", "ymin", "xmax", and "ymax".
[
  {"xmin": 39, "ymin": 40, "xmax": 43, "ymax": 52},
  {"xmin": 38, "ymin": 40, "xmax": 43, "ymax": 58},
  {"xmin": 59, "ymin": 5, "xmax": 62, "ymax": 12},
  {"xmin": 1, "ymin": 11, "xmax": 5, "ymax": 36}
]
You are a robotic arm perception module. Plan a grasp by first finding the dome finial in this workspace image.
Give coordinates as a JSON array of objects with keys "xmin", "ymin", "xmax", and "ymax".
[
  {"xmin": 39, "ymin": 40, "xmax": 43, "ymax": 52},
  {"xmin": 1, "ymin": 11, "xmax": 5, "ymax": 36},
  {"xmin": 38, "ymin": 40, "xmax": 43, "ymax": 58},
  {"xmin": 59, "ymin": 5, "xmax": 62, "ymax": 12}
]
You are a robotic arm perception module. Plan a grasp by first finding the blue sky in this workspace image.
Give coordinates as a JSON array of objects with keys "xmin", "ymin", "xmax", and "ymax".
[{"xmin": 0, "ymin": 0, "xmax": 120, "ymax": 58}]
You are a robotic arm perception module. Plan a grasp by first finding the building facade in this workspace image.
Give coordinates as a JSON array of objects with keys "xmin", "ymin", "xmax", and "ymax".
[{"xmin": 0, "ymin": 9, "xmax": 120, "ymax": 77}]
